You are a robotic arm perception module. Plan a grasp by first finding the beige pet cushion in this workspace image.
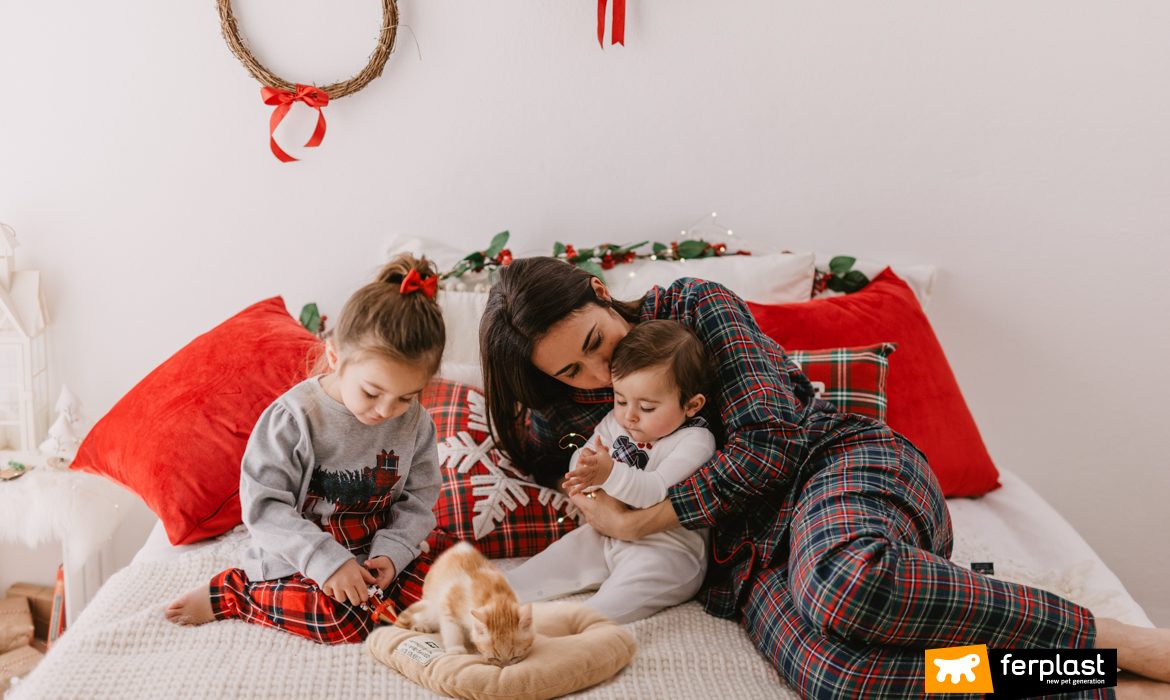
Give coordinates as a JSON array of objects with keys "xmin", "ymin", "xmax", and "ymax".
[{"xmin": 367, "ymin": 602, "xmax": 636, "ymax": 700}]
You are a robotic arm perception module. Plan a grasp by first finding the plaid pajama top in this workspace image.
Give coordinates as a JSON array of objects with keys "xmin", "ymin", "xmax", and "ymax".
[{"xmin": 523, "ymin": 278, "xmax": 886, "ymax": 618}]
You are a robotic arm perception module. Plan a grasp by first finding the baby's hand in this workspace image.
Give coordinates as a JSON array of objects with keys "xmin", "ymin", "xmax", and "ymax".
[
  {"xmin": 565, "ymin": 436, "xmax": 614, "ymax": 495},
  {"xmin": 323, "ymin": 559, "xmax": 376, "ymax": 606},
  {"xmin": 365, "ymin": 556, "xmax": 397, "ymax": 590}
]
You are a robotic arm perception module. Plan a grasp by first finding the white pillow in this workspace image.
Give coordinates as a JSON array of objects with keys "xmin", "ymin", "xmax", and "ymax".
[
  {"xmin": 601, "ymin": 251, "xmax": 815, "ymax": 305},
  {"xmin": 436, "ymin": 288, "xmax": 489, "ymax": 368},
  {"xmin": 813, "ymin": 253, "xmax": 937, "ymax": 308},
  {"xmin": 438, "ymin": 361, "xmax": 484, "ymax": 390}
]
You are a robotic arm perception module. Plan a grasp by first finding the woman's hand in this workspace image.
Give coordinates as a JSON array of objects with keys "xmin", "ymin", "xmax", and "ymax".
[
  {"xmin": 571, "ymin": 490, "xmax": 635, "ymax": 540},
  {"xmin": 323, "ymin": 559, "xmax": 377, "ymax": 605},
  {"xmin": 572, "ymin": 493, "xmax": 682, "ymax": 542},
  {"xmin": 364, "ymin": 556, "xmax": 397, "ymax": 590}
]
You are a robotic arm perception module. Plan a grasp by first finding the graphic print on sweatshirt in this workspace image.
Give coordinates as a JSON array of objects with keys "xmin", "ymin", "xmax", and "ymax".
[{"xmin": 303, "ymin": 450, "xmax": 401, "ymax": 554}]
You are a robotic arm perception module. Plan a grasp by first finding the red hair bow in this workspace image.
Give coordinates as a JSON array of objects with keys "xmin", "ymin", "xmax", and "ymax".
[{"xmin": 399, "ymin": 269, "xmax": 438, "ymax": 299}]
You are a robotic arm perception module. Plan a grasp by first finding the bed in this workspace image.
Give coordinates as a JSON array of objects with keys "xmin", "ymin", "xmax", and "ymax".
[
  {"xmin": 12, "ymin": 248, "xmax": 1152, "ymax": 697},
  {"xmin": 7, "ymin": 468, "xmax": 1151, "ymax": 700}
]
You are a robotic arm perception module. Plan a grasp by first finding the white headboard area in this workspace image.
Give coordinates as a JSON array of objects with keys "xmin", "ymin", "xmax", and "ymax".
[
  {"xmin": 388, "ymin": 235, "xmax": 938, "ymax": 391},
  {"xmin": 3, "ymin": 0, "xmax": 1167, "ymax": 625}
]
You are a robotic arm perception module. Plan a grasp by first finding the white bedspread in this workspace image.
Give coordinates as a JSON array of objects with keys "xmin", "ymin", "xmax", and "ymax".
[{"xmin": 7, "ymin": 470, "xmax": 1150, "ymax": 699}]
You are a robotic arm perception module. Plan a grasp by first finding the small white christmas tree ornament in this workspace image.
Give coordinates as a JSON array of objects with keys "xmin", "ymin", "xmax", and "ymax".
[
  {"xmin": 39, "ymin": 413, "xmax": 78, "ymax": 456},
  {"xmin": 54, "ymin": 385, "xmax": 82, "ymax": 434},
  {"xmin": 40, "ymin": 387, "xmax": 83, "ymax": 464}
]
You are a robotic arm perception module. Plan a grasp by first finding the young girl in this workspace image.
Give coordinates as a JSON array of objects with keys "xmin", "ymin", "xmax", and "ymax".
[
  {"xmin": 504, "ymin": 320, "xmax": 717, "ymax": 623},
  {"xmin": 166, "ymin": 254, "xmax": 445, "ymax": 645}
]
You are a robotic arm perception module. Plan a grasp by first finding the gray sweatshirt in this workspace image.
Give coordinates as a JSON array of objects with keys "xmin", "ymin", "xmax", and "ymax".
[{"xmin": 237, "ymin": 377, "xmax": 440, "ymax": 587}]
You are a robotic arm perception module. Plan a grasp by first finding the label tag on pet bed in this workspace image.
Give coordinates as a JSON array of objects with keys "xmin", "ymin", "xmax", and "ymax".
[{"xmin": 396, "ymin": 637, "xmax": 446, "ymax": 667}]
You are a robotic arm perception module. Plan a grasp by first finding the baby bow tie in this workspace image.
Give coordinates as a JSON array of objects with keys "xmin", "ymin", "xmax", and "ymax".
[{"xmin": 610, "ymin": 435, "xmax": 650, "ymax": 470}]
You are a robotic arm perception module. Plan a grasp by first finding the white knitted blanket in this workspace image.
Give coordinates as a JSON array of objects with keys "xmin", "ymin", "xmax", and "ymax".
[
  {"xmin": 7, "ymin": 470, "xmax": 1150, "ymax": 700},
  {"xmin": 7, "ymin": 527, "xmax": 787, "ymax": 700}
]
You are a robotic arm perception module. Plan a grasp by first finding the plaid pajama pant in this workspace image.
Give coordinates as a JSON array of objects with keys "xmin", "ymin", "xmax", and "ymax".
[
  {"xmin": 209, "ymin": 547, "xmax": 435, "ymax": 645},
  {"xmin": 739, "ymin": 426, "xmax": 1107, "ymax": 698}
]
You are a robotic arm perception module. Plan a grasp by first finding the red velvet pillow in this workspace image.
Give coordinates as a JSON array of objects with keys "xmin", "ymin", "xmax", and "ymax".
[
  {"xmin": 787, "ymin": 343, "xmax": 896, "ymax": 422},
  {"xmin": 72, "ymin": 297, "xmax": 322, "ymax": 544},
  {"xmin": 748, "ymin": 269, "xmax": 1000, "ymax": 497},
  {"xmin": 421, "ymin": 379, "xmax": 581, "ymax": 558}
]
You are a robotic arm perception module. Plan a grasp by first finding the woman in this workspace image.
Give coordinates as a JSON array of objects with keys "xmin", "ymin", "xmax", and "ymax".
[{"xmin": 480, "ymin": 257, "xmax": 1170, "ymax": 697}]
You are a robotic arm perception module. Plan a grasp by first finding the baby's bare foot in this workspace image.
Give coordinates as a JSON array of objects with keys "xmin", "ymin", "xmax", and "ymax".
[{"xmin": 165, "ymin": 586, "xmax": 214, "ymax": 626}]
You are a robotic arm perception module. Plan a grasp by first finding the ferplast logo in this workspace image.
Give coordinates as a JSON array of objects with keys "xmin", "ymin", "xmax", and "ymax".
[
  {"xmin": 924, "ymin": 644, "xmax": 995, "ymax": 694},
  {"xmin": 987, "ymin": 649, "xmax": 1117, "ymax": 698},
  {"xmin": 925, "ymin": 645, "xmax": 1117, "ymax": 697}
]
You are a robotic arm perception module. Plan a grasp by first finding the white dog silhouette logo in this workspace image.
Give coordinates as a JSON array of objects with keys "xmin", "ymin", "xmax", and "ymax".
[{"xmin": 934, "ymin": 653, "xmax": 981, "ymax": 684}]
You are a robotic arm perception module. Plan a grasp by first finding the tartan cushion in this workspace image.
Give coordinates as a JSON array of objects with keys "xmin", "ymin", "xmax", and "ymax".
[
  {"xmin": 787, "ymin": 343, "xmax": 896, "ymax": 421},
  {"xmin": 420, "ymin": 379, "xmax": 581, "ymax": 558}
]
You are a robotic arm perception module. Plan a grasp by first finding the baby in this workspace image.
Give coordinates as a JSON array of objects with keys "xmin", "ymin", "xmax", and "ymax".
[{"xmin": 504, "ymin": 320, "xmax": 716, "ymax": 623}]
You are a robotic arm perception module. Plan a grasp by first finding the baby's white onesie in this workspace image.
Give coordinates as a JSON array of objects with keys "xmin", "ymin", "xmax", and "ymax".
[{"xmin": 504, "ymin": 412, "xmax": 716, "ymax": 623}]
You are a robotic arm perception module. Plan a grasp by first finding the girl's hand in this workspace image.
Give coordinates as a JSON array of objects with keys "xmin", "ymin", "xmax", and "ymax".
[
  {"xmin": 365, "ymin": 556, "xmax": 397, "ymax": 590},
  {"xmin": 323, "ymin": 559, "xmax": 376, "ymax": 605},
  {"xmin": 570, "ymin": 490, "xmax": 634, "ymax": 540},
  {"xmin": 565, "ymin": 437, "xmax": 613, "ymax": 495}
]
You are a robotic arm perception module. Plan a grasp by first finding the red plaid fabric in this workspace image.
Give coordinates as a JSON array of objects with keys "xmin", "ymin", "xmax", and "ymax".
[
  {"xmin": 787, "ymin": 343, "xmax": 896, "ymax": 421},
  {"xmin": 210, "ymin": 569, "xmax": 372, "ymax": 644},
  {"xmin": 303, "ymin": 451, "xmax": 401, "ymax": 555},
  {"xmin": 421, "ymin": 379, "xmax": 579, "ymax": 558},
  {"xmin": 208, "ymin": 538, "xmax": 444, "ymax": 645}
]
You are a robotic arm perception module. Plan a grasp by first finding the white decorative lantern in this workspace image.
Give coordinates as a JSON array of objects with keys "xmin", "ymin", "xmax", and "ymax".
[{"xmin": 0, "ymin": 223, "xmax": 51, "ymax": 453}]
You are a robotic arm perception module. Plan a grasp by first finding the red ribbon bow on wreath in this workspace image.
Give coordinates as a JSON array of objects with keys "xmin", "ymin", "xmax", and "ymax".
[
  {"xmin": 597, "ymin": 0, "xmax": 626, "ymax": 47},
  {"xmin": 260, "ymin": 84, "xmax": 329, "ymax": 163},
  {"xmin": 399, "ymin": 269, "xmax": 438, "ymax": 299}
]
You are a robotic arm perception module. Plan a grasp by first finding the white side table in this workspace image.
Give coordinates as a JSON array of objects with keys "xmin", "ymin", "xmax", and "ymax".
[{"xmin": 0, "ymin": 453, "xmax": 128, "ymax": 626}]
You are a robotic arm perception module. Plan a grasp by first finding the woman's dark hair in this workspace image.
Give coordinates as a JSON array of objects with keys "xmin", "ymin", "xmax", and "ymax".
[
  {"xmin": 480, "ymin": 257, "xmax": 643, "ymax": 467},
  {"xmin": 611, "ymin": 320, "xmax": 713, "ymax": 405}
]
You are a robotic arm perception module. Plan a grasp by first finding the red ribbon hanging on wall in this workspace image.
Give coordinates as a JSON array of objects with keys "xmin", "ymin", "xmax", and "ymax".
[
  {"xmin": 597, "ymin": 0, "xmax": 626, "ymax": 47},
  {"xmin": 259, "ymin": 84, "xmax": 329, "ymax": 163}
]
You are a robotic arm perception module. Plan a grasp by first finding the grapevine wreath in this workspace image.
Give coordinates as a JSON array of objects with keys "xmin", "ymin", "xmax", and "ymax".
[{"xmin": 217, "ymin": 0, "xmax": 399, "ymax": 162}]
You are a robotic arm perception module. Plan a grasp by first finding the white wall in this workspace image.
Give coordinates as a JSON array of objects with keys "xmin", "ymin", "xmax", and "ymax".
[{"xmin": 1, "ymin": 1, "xmax": 1167, "ymax": 624}]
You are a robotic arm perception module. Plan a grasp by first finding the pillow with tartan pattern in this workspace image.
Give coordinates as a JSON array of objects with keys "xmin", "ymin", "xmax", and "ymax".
[
  {"xmin": 787, "ymin": 343, "xmax": 896, "ymax": 422},
  {"xmin": 420, "ymin": 379, "xmax": 582, "ymax": 558}
]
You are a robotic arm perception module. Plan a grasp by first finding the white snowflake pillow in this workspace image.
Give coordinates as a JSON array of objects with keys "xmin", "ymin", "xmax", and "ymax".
[{"xmin": 421, "ymin": 379, "xmax": 582, "ymax": 558}]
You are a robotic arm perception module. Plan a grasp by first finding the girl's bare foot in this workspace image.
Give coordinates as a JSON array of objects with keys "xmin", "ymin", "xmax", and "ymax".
[
  {"xmin": 1096, "ymin": 618, "xmax": 1170, "ymax": 683},
  {"xmin": 165, "ymin": 586, "xmax": 214, "ymax": 626}
]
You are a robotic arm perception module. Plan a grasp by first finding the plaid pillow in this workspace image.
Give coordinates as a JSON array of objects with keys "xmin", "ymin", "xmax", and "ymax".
[
  {"xmin": 420, "ymin": 379, "xmax": 581, "ymax": 558},
  {"xmin": 787, "ymin": 343, "xmax": 896, "ymax": 421}
]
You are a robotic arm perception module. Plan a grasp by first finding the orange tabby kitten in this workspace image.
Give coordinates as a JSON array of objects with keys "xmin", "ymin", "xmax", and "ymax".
[{"xmin": 397, "ymin": 542, "xmax": 534, "ymax": 666}]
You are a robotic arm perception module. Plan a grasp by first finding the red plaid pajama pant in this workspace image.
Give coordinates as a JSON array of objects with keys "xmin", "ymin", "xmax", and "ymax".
[
  {"xmin": 738, "ymin": 426, "xmax": 1106, "ymax": 699},
  {"xmin": 209, "ymin": 549, "xmax": 434, "ymax": 645}
]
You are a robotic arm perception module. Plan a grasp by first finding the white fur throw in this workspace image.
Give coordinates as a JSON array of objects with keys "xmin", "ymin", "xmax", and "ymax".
[{"xmin": 0, "ymin": 468, "xmax": 129, "ymax": 572}]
